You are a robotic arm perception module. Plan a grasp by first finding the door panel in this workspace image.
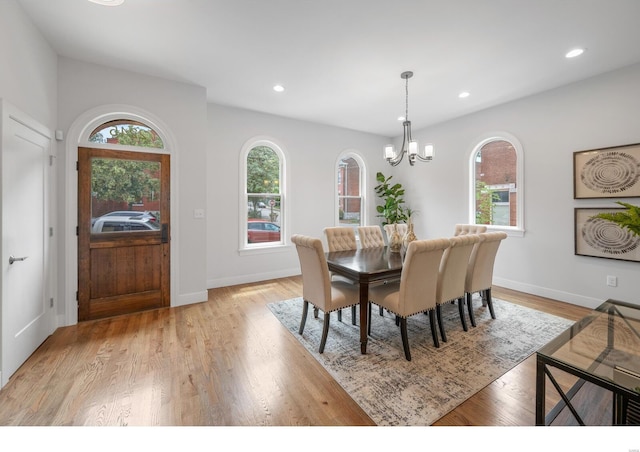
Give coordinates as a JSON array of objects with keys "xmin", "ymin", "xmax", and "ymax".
[
  {"xmin": 1, "ymin": 103, "xmax": 53, "ymax": 388},
  {"xmin": 78, "ymin": 147, "xmax": 169, "ymax": 321}
]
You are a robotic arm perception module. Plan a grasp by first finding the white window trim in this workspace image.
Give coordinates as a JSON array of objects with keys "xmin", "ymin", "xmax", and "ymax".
[
  {"xmin": 334, "ymin": 150, "xmax": 366, "ymax": 227},
  {"xmin": 239, "ymin": 137, "xmax": 289, "ymax": 254},
  {"xmin": 468, "ymin": 132, "xmax": 525, "ymax": 237}
]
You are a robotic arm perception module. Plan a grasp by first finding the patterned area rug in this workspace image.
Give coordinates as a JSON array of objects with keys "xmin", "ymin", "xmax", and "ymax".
[{"xmin": 267, "ymin": 295, "xmax": 574, "ymax": 426}]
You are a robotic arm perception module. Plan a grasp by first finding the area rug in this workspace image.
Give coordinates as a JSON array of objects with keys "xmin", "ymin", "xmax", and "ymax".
[{"xmin": 267, "ymin": 295, "xmax": 574, "ymax": 426}]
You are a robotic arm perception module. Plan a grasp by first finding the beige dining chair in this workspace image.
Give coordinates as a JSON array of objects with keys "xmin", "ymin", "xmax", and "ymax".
[
  {"xmin": 453, "ymin": 224, "xmax": 487, "ymax": 236},
  {"xmin": 368, "ymin": 238, "xmax": 451, "ymax": 361},
  {"xmin": 291, "ymin": 234, "xmax": 360, "ymax": 353},
  {"xmin": 323, "ymin": 226, "xmax": 358, "ymax": 324},
  {"xmin": 436, "ymin": 234, "xmax": 482, "ymax": 340},
  {"xmin": 383, "ymin": 223, "xmax": 408, "ymax": 244},
  {"xmin": 464, "ymin": 231, "xmax": 508, "ymax": 327},
  {"xmin": 357, "ymin": 225, "xmax": 385, "ymax": 248},
  {"xmin": 324, "ymin": 226, "xmax": 358, "ymax": 252}
]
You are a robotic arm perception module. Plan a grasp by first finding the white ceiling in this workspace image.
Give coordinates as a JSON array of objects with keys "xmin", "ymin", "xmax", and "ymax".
[{"xmin": 16, "ymin": 0, "xmax": 640, "ymax": 137}]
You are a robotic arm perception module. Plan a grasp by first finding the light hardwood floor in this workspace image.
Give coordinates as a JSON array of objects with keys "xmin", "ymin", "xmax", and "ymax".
[{"xmin": 0, "ymin": 277, "xmax": 592, "ymax": 426}]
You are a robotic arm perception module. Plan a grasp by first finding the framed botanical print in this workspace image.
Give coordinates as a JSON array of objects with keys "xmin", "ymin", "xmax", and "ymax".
[
  {"xmin": 575, "ymin": 207, "xmax": 640, "ymax": 262},
  {"xmin": 573, "ymin": 143, "xmax": 640, "ymax": 199}
]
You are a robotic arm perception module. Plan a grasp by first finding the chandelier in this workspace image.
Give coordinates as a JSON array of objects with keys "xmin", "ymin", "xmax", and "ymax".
[{"xmin": 384, "ymin": 71, "xmax": 434, "ymax": 166}]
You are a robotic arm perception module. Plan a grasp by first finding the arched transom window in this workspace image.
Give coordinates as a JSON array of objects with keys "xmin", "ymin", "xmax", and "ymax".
[{"xmin": 89, "ymin": 119, "xmax": 164, "ymax": 149}]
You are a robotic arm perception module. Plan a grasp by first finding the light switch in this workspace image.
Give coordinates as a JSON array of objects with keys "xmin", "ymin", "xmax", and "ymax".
[{"xmin": 194, "ymin": 208, "xmax": 205, "ymax": 219}]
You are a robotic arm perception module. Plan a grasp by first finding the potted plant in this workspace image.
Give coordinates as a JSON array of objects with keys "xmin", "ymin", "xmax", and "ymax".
[
  {"xmin": 374, "ymin": 172, "xmax": 409, "ymax": 225},
  {"xmin": 594, "ymin": 201, "xmax": 640, "ymax": 237}
]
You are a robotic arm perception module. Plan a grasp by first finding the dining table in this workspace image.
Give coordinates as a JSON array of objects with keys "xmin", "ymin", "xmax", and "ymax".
[{"xmin": 325, "ymin": 245, "xmax": 404, "ymax": 354}]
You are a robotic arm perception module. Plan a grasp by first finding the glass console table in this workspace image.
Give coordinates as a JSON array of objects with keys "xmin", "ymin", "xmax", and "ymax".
[{"xmin": 535, "ymin": 299, "xmax": 640, "ymax": 425}]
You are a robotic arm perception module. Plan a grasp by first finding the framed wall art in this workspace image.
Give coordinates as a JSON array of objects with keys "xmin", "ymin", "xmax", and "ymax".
[
  {"xmin": 573, "ymin": 143, "xmax": 640, "ymax": 199},
  {"xmin": 575, "ymin": 207, "xmax": 640, "ymax": 262}
]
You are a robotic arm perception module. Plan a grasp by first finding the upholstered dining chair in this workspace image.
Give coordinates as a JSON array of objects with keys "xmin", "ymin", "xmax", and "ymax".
[
  {"xmin": 323, "ymin": 226, "xmax": 358, "ymax": 324},
  {"xmin": 436, "ymin": 234, "xmax": 482, "ymax": 340},
  {"xmin": 357, "ymin": 225, "xmax": 385, "ymax": 248},
  {"xmin": 324, "ymin": 226, "xmax": 358, "ymax": 252},
  {"xmin": 291, "ymin": 234, "xmax": 360, "ymax": 353},
  {"xmin": 464, "ymin": 231, "xmax": 508, "ymax": 327},
  {"xmin": 383, "ymin": 223, "xmax": 408, "ymax": 244},
  {"xmin": 367, "ymin": 238, "xmax": 451, "ymax": 361},
  {"xmin": 453, "ymin": 224, "xmax": 487, "ymax": 236}
]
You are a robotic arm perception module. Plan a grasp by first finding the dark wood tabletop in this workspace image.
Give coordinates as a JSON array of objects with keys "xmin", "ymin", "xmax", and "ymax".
[{"xmin": 326, "ymin": 246, "xmax": 404, "ymax": 354}]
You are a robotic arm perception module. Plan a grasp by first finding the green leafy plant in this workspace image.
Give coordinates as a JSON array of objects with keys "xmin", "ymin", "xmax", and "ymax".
[
  {"xmin": 374, "ymin": 172, "xmax": 408, "ymax": 225},
  {"xmin": 594, "ymin": 202, "xmax": 640, "ymax": 237}
]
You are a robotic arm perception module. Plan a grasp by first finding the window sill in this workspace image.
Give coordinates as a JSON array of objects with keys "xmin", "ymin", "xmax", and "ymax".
[
  {"xmin": 238, "ymin": 243, "xmax": 292, "ymax": 256},
  {"xmin": 486, "ymin": 225, "xmax": 525, "ymax": 238}
]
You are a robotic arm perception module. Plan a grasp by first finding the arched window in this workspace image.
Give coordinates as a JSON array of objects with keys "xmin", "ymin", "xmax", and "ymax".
[
  {"xmin": 89, "ymin": 119, "xmax": 164, "ymax": 149},
  {"xmin": 242, "ymin": 140, "xmax": 285, "ymax": 249},
  {"xmin": 469, "ymin": 134, "xmax": 524, "ymax": 236},
  {"xmin": 336, "ymin": 153, "xmax": 365, "ymax": 230}
]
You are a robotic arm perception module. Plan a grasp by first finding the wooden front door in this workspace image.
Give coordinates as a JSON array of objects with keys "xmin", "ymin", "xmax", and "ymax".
[{"xmin": 78, "ymin": 147, "xmax": 170, "ymax": 321}]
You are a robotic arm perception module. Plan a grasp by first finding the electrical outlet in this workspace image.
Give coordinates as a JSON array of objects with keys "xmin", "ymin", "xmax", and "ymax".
[{"xmin": 606, "ymin": 275, "xmax": 618, "ymax": 287}]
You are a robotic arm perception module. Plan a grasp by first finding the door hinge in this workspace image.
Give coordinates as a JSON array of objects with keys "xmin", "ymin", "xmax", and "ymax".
[
  {"xmin": 49, "ymin": 155, "xmax": 55, "ymax": 166},
  {"xmin": 49, "ymin": 227, "xmax": 54, "ymax": 237},
  {"xmin": 76, "ymin": 226, "xmax": 79, "ymax": 236},
  {"xmin": 76, "ymin": 161, "xmax": 79, "ymax": 171},
  {"xmin": 76, "ymin": 291, "xmax": 78, "ymax": 301},
  {"xmin": 50, "ymin": 297, "xmax": 54, "ymax": 308}
]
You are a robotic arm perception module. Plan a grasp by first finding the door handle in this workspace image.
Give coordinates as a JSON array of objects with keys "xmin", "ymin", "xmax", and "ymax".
[{"xmin": 9, "ymin": 255, "xmax": 28, "ymax": 265}]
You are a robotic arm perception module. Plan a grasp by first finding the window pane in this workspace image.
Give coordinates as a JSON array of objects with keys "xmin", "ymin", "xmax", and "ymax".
[
  {"xmin": 90, "ymin": 157, "xmax": 161, "ymax": 233},
  {"xmin": 89, "ymin": 119, "xmax": 164, "ymax": 149},
  {"xmin": 338, "ymin": 157, "xmax": 362, "ymax": 227},
  {"xmin": 246, "ymin": 145, "xmax": 282, "ymax": 245},
  {"xmin": 474, "ymin": 140, "xmax": 517, "ymax": 226}
]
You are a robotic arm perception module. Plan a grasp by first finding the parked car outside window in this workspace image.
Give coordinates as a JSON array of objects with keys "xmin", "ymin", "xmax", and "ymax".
[
  {"xmin": 247, "ymin": 220, "xmax": 281, "ymax": 243},
  {"xmin": 92, "ymin": 215, "xmax": 160, "ymax": 233}
]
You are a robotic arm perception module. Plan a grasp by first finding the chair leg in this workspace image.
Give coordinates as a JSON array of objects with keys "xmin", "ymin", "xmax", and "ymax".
[
  {"xmin": 319, "ymin": 312, "xmax": 330, "ymax": 353},
  {"xmin": 436, "ymin": 304, "xmax": 447, "ymax": 342},
  {"xmin": 428, "ymin": 310, "xmax": 440, "ymax": 348},
  {"xmin": 466, "ymin": 292, "xmax": 477, "ymax": 328},
  {"xmin": 486, "ymin": 287, "xmax": 496, "ymax": 319},
  {"xmin": 352, "ymin": 305, "xmax": 357, "ymax": 325},
  {"xmin": 337, "ymin": 309, "xmax": 342, "ymax": 322},
  {"xmin": 399, "ymin": 318, "xmax": 411, "ymax": 361},
  {"xmin": 313, "ymin": 306, "xmax": 319, "ymax": 318},
  {"xmin": 457, "ymin": 297, "xmax": 468, "ymax": 332},
  {"xmin": 299, "ymin": 300, "xmax": 309, "ymax": 334},
  {"xmin": 367, "ymin": 302, "xmax": 372, "ymax": 336},
  {"xmin": 379, "ymin": 306, "xmax": 384, "ymax": 316}
]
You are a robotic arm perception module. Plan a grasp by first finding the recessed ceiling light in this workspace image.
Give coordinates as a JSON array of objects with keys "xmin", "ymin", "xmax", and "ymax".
[
  {"xmin": 459, "ymin": 91, "xmax": 470, "ymax": 99},
  {"xmin": 273, "ymin": 85, "xmax": 285, "ymax": 92},
  {"xmin": 88, "ymin": 0, "xmax": 125, "ymax": 5},
  {"xmin": 565, "ymin": 48, "xmax": 585, "ymax": 58}
]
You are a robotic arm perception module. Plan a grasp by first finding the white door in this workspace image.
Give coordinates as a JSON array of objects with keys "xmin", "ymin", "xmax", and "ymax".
[{"xmin": 1, "ymin": 100, "xmax": 54, "ymax": 388}]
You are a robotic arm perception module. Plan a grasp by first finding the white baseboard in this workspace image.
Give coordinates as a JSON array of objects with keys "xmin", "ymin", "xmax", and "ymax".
[
  {"xmin": 207, "ymin": 268, "xmax": 300, "ymax": 289},
  {"xmin": 493, "ymin": 277, "xmax": 603, "ymax": 309},
  {"xmin": 175, "ymin": 290, "xmax": 208, "ymax": 307}
]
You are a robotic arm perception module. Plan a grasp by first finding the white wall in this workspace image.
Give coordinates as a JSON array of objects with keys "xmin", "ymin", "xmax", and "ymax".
[
  {"xmin": 398, "ymin": 63, "xmax": 640, "ymax": 308},
  {"xmin": 0, "ymin": 0, "xmax": 57, "ymax": 129},
  {"xmin": 206, "ymin": 104, "xmax": 388, "ymax": 288},
  {"xmin": 57, "ymin": 57, "xmax": 209, "ymax": 322}
]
